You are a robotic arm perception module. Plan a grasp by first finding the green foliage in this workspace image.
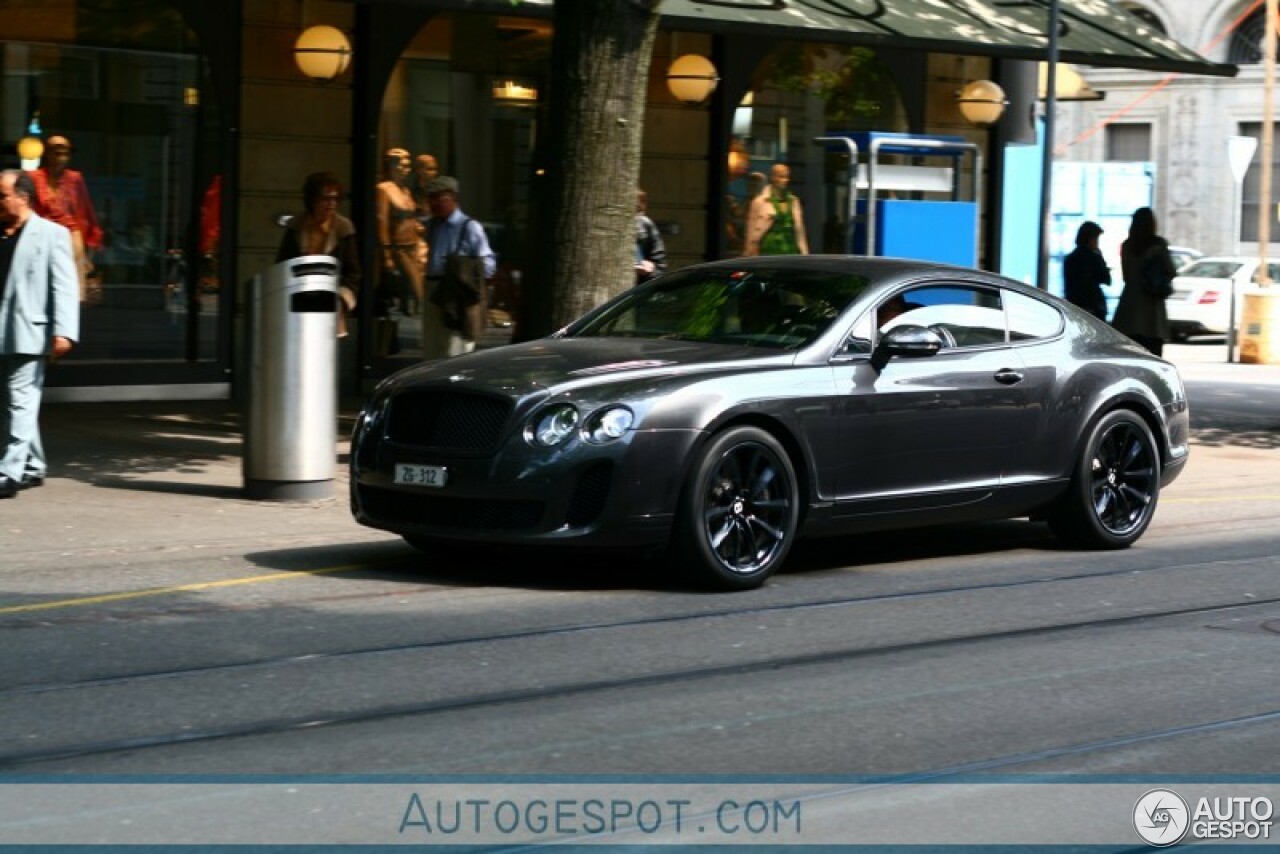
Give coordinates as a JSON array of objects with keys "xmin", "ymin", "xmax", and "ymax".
[{"xmin": 753, "ymin": 43, "xmax": 892, "ymax": 126}]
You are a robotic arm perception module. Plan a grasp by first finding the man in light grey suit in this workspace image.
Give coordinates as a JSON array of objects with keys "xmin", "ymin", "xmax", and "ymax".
[{"xmin": 0, "ymin": 169, "xmax": 79, "ymax": 498}]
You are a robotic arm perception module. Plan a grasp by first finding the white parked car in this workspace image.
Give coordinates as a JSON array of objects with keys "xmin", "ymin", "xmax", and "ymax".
[
  {"xmin": 1101, "ymin": 246, "xmax": 1201, "ymax": 321},
  {"xmin": 1166, "ymin": 256, "xmax": 1280, "ymax": 341}
]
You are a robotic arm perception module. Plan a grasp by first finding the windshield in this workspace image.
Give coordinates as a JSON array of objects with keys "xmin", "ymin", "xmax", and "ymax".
[
  {"xmin": 1180, "ymin": 260, "xmax": 1244, "ymax": 279},
  {"xmin": 566, "ymin": 267, "xmax": 873, "ymax": 349}
]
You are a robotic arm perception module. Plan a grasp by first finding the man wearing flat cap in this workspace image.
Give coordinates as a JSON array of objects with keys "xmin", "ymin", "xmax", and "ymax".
[{"xmin": 422, "ymin": 175, "xmax": 496, "ymax": 358}]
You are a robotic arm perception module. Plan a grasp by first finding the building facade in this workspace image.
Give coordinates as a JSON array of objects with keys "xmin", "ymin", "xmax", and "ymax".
[
  {"xmin": 1, "ymin": 0, "xmax": 1224, "ymax": 401},
  {"xmin": 1055, "ymin": 0, "xmax": 1272, "ymax": 259}
]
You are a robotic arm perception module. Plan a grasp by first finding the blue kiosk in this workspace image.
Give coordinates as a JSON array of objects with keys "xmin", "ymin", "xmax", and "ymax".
[{"xmin": 815, "ymin": 132, "xmax": 982, "ymax": 267}]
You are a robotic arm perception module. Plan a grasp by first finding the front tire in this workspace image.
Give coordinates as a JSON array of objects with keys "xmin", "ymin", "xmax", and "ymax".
[
  {"xmin": 671, "ymin": 426, "xmax": 800, "ymax": 590},
  {"xmin": 1047, "ymin": 409, "xmax": 1161, "ymax": 548}
]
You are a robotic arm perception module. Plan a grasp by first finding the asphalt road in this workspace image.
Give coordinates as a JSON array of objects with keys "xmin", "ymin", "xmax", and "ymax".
[{"xmin": 1, "ymin": 371, "xmax": 1277, "ymax": 788}]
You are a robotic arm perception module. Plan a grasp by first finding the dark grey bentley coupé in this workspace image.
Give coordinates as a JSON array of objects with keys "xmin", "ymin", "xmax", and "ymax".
[{"xmin": 350, "ymin": 257, "xmax": 1189, "ymax": 590}]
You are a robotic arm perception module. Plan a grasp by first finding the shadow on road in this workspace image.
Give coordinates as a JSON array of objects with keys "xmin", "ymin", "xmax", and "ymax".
[
  {"xmin": 244, "ymin": 539, "xmax": 676, "ymax": 593},
  {"xmin": 242, "ymin": 518, "xmax": 1063, "ymax": 594},
  {"xmin": 1187, "ymin": 387, "xmax": 1280, "ymax": 450}
]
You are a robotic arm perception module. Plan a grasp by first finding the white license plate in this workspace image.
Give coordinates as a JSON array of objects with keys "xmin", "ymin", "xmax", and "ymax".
[{"xmin": 394, "ymin": 463, "xmax": 448, "ymax": 488}]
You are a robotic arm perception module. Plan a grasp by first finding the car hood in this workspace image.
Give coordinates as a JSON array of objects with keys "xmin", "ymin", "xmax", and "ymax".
[{"xmin": 379, "ymin": 338, "xmax": 792, "ymax": 398}]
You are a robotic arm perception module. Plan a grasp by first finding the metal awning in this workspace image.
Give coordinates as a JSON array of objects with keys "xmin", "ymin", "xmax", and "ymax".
[
  {"xmin": 660, "ymin": 0, "xmax": 1234, "ymax": 77},
  {"xmin": 423, "ymin": 0, "xmax": 1234, "ymax": 78}
]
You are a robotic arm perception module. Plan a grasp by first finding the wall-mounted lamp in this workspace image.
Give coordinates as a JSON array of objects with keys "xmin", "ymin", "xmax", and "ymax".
[
  {"xmin": 956, "ymin": 79, "xmax": 1008, "ymax": 128},
  {"xmin": 16, "ymin": 136, "xmax": 44, "ymax": 163},
  {"xmin": 294, "ymin": 24, "xmax": 352, "ymax": 82},
  {"xmin": 666, "ymin": 54, "xmax": 719, "ymax": 106},
  {"xmin": 1037, "ymin": 62, "xmax": 1104, "ymax": 101},
  {"xmin": 492, "ymin": 79, "xmax": 539, "ymax": 105}
]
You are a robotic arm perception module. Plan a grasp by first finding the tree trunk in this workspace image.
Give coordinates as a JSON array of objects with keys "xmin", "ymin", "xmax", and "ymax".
[{"xmin": 519, "ymin": 0, "xmax": 662, "ymax": 339}]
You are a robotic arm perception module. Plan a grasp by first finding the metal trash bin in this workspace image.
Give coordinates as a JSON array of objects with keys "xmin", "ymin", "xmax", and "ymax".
[{"xmin": 244, "ymin": 255, "xmax": 340, "ymax": 500}]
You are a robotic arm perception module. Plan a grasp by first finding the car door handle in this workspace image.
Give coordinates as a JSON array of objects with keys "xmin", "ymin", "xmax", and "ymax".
[{"xmin": 993, "ymin": 368, "xmax": 1024, "ymax": 385}]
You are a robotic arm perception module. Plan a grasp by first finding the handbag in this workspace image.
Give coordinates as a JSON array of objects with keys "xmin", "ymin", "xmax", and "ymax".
[
  {"xmin": 1140, "ymin": 253, "xmax": 1175, "ymax": 299},
  {"xmin": 429, "ymin": 218, "xmax": 489, "ymax": 341}
]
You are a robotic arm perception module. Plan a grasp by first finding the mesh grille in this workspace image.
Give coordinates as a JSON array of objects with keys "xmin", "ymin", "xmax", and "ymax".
[
  {"xmin": 386, "ymin": 390, "xmax": 513, "ymax": 452},
  {"xmin": 360, "ymin": 486, "xmax": 544, "ymax": 531},
  {"xmin": 564, "ymin": 461, "xmax": 614, "ymax": 528}
]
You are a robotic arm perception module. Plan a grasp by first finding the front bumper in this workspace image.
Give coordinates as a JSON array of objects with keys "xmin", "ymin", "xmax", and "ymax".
[{"xmin": 351, "ymin": 425, "xmax": 704, "ymax": 549}]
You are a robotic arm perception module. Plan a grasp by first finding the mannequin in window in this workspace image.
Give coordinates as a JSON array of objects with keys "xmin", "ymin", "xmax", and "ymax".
[
  {"xmin": 744, "ymin": 163, "xmax": 808, "ymax": 257},
  {"xmin": 375, "ymin": 147, "xmax": 424, "ymax": 319},
  {"xmin": 29, "ymin": 135, "xmax": 104, "ymax": 303},
  {"xmin": 409, "ymin": 153, "xmax": 440, "ymax": 220}
]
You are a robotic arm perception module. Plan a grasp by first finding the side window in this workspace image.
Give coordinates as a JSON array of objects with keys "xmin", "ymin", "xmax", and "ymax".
[
  {"xmin": 878, "ymin": 284, "xmax": 1006, "ymax": 349},
  {"xmin": 842, "ymin": 310, "xmax": 875, "ymax": 355},
  {"xmin": 1005, "ymin": 290, "xmax": 1064, "ymax": 341}
]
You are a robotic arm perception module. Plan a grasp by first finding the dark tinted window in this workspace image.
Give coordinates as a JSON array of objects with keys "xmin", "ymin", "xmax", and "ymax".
[{"xmin": 569, "ymin": 267, "xmax": 872, "ymax": 349}]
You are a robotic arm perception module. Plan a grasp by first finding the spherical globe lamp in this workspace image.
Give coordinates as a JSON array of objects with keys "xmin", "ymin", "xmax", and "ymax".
[
  {"xmin": 16, "ymin": 136, "xmax": 44, "ymax": 162},
  {"xmin": 666, "ymin": 54, "xmax": 719, "ymax": 106},
  {"xmin": 956, "ymin": 79, "xmax": 1008, "ymax": 128},
  {"xmin": 294, "ymin": 25, "xmax": 352, "ymax": 82}
]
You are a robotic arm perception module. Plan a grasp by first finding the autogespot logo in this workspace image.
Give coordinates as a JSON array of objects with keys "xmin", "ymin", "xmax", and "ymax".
[{"xmin": 1134, "ymin": 789, "xmax": 1190, "ymax": 847}]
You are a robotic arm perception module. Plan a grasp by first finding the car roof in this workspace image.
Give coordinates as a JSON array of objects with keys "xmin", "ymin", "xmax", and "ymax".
[{"xmin": 685, "ymin": 255, "xmax": 1030, "ymax": 294}]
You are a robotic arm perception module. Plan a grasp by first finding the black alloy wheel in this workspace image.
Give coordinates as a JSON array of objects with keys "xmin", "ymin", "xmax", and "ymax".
[
  {"xmin": 1048, "ymin": 409, "xmax": 1161, "ymax": 548},
  {"xmin": 674, "ymin": 425, "xmax": 800, "ymax": 590}
]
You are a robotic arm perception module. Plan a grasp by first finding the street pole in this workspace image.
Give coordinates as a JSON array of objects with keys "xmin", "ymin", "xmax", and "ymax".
[
  {"xmin": 1228, "ymin": 136, "xmax": 1257, "ymax": 364},
  {"xmin": 1036, "ymin": 0, "xmax": 1060, "ymax": 291},
  {"xmin": 1262, "ymin": 0, "xmax": 1277, "ymax": 284}
]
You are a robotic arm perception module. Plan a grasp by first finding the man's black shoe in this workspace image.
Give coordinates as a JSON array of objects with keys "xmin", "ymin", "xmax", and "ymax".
[
  {"xmin": 20, "ymin": 475, "xmax": 43, "ymax": 490},
  {"xmin": 0, "ymin": 477, "xmax": 18, "ymax": 499}
]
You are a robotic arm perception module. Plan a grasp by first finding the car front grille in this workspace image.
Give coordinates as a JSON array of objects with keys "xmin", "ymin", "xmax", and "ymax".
[
  {"xmin": 385, "ymin": 390, "xmax": 513, "ymax": 453},
  {"xmin": 360, "ymin": 486, "xmax": 544, "ymax": 531}
]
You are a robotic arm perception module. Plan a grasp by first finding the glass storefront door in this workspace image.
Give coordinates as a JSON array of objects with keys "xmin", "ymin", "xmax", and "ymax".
[
  {"xmin": 370, "ymin": 12, "xmax": 545, "ymax": 364},
  {"xmin": 1, "ymin": 0, "xmax": 224, "ymax": 391}
]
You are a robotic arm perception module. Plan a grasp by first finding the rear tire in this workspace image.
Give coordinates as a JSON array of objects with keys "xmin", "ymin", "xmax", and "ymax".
[
  {"xmin": 1047, "ymin": 409, "xmax": 1160, "ymax": 549},
  {"xmin": 670, "ymin": 426, "xmax": 800, "ymax": 591}
]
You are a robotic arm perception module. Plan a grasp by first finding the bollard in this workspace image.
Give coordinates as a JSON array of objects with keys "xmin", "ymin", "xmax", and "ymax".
[{"xmin": 1238, "ymin": 286, "xmax": 1280, "ymax": 365}]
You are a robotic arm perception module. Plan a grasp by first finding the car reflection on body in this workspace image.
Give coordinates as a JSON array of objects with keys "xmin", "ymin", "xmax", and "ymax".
[
  {"xmin": 1166, "ymin": 256, "xmax": 1280, "ymax": 341},
  {"xmin": 350, "ymin": 256, "xmax": 1189, "ymax": 590}
]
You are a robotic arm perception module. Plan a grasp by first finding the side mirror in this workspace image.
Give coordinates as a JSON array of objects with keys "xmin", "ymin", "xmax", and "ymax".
[{"xmin": 871, "ymin": 324, "xmax": 945, "ymax": 371}]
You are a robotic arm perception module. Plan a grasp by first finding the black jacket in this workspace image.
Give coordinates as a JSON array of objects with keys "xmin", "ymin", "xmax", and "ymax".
[{"xmin": 1062, "ymin": 246, "xmax": 1111, "ymax": 320}]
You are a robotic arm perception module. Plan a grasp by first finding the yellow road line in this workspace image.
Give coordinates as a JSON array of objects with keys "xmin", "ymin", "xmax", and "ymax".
[
  {"xmin": 0, "ymin": 565, "xmax": 365, "ymax": 615},
  {"xmin": 4, "ymin": 496, "xmax": 1277, "ymax": 615}
]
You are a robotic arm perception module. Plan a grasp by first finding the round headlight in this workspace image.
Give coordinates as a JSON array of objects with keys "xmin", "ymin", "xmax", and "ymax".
[
  {"xmin": 583, "ymin": 406, "xmax": 634, "ymax": 443},
  {"xmin": 527, "ymin": 404, "xmax": 579, "ymax": 447}
]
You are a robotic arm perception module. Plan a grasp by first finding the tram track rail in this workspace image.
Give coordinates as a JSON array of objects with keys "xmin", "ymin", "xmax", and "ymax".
[
  {"xmin": 2, "ymin": 583, "xmax": 1278, "ymax": 770},
  {"xmin": 4, "ymin": 546, "xmax": 1276, "ymax": 692}
]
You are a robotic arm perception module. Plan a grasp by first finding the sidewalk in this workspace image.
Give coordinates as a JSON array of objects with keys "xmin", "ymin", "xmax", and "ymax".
[
  {"xmin": 1164, "ymin": 340, "xmax": 1280, "ymax": 385},
  {"xmin": 3, "ymin": 344, "xmax": 1276, "ymax": 555},
  {"xmin": 0, "ymin": 400, "xmax": 369, "ymax": 560}
]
